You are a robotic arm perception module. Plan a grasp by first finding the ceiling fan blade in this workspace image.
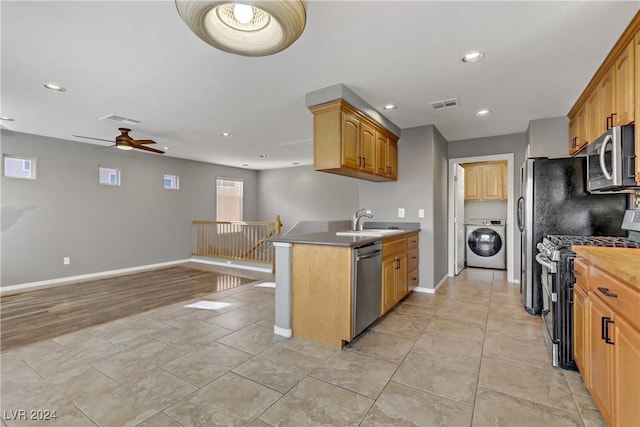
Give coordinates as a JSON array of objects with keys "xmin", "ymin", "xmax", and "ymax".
[
  {"xmin": 135, "ymin": 145, "xmax": 165, "ymax": 154},
  {"xmin": 72, "ymin": 135, "xmax": 114, "ymax": 143},
  {"xmin": 132, "ymin": 139, "xmax": 156, "ymax": 145}
]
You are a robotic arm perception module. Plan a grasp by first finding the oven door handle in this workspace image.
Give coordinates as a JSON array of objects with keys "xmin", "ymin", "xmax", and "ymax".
[{"xmin": 535, "ymin": 253, "xmax": 553, "ymax": 270}]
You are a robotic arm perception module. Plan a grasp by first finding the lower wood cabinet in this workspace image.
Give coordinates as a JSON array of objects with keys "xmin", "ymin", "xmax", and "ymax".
[
  {"xmin": 381, "ymin": 232, "xmax": 418, "ymax": 315},
  {"xmin": 573, "ymin": 249, "xmax": 640, "ymax": 427}
]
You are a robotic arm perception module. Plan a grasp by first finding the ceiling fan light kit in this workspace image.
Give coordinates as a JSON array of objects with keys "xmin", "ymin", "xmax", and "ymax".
[{"xmin": 175, "ymin": 1, "xmax": 307, "ymax": 56}]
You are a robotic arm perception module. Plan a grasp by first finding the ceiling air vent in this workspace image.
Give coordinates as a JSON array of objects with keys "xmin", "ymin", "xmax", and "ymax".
[
  {"xmin": 99, "ymin": 114, "xmax": 141, "ymax": 125},
  {"xmin": 429, "ymin": 98, "xmax": 460, "ymax": 110}
]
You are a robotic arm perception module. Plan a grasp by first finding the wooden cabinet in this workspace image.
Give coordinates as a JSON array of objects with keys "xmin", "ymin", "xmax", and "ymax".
[
  {"xmin": 381, "ymin": 232, "xmax": 418, "ymax": 315},
  {"xmin": 310, "ymin": 100, "xmax": 399, "ymax": 182},
  {"xmin": 462, "ymin": 161, "xmax": 507, "ymax": 201},
  {"xmin": 573, "ymin": 247, "xmax": 640, "ymax": 427},
  {"xmin": 568, "ymin": 13, "xmax": 638, "ymax": 158},
  {"xmin": 636, "ymin": 31, "xmax": 640, "ymax": 184}
]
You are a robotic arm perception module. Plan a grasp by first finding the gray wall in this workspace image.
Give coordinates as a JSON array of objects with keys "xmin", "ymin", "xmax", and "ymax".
[
  {"xmin": 359, "ymin": 124, "xmax": 449, "ymax": 289},
  {"xmin": 448, "ymin": 132, "xmax": 527, "ymax": 278},
  {"xmin": 257, "ymin": 165, "xmax": 359, "ymax": 233},
  {"xmin": 526, "ymin": 116, "xmax": 570, "ymax": 159},
  {"xmin": 1, "ymin": 131, "xmax": 259, "ymax": 286}
]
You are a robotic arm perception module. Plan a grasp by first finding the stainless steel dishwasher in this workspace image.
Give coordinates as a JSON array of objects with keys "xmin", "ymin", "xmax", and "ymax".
[{"xmin": 353, "ymin": 241, "xmax": 382, "ymax": 337}]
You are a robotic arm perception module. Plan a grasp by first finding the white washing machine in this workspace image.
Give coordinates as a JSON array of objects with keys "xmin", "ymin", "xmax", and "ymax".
[{"xmin": 466, "ymin": 219, "xmax": 506, "ymax": 270}]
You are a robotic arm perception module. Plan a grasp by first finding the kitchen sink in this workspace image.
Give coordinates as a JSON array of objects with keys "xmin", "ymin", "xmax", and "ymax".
[{"xmin": 336, "ymin": 229, "xmax": 403, "ymax": 237}]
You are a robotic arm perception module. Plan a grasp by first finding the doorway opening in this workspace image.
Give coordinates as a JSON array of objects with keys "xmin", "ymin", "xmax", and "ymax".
[{"xmin": 447, "ymin": 153, "xmax": 517, "ymax": 283}]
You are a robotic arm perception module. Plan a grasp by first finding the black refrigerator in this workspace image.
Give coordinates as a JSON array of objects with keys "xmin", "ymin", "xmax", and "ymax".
[{"xmin": 517, "ymin": 157, "xmax": 627, "ymax": 315}]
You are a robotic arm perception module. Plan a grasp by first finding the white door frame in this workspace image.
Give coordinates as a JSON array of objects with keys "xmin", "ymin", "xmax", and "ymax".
[{"xmin": 447, "ymin": 153, "xmax": 516, "ymax": 283}]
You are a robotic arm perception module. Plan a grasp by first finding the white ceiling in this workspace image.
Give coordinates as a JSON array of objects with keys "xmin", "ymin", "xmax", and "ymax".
[{"xmin": 1, "ymin": 1, "xmax": 638, "ymax": 169}]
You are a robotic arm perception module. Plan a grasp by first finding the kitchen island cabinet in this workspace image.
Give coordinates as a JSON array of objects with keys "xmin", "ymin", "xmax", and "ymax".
[
  {"xmin": 573, "ymin": 246, "xmax": 640, "ymax": 427},
  {"xmin": 271, "ymin": 226, "xmax": 420, "ymax": 348}
]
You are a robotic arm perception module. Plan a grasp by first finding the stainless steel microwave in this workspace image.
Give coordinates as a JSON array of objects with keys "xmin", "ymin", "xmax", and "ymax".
[{"xmin": 586, "ymin": 125, "xmax": 638, "ymax": 192}]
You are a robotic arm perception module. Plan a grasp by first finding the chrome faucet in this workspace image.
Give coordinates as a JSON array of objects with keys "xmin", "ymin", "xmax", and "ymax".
[{"xmin": 352, "ymin": 208, "xmax": 373, "ymax": 231}]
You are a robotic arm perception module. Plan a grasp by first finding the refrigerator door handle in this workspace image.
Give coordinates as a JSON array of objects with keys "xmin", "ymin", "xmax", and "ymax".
[{"xmin": 517, "ymin": 196, "xmax": 525, "ymax": 232}]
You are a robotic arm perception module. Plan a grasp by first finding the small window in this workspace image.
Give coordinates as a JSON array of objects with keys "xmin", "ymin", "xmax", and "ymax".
[
  {"xmin": 99, "ymin": 167, "xmax": 120, "ymax": 186},
  {"xmin": 216, "ymin": 178, "xmax": 243, "ymax": 221},
  {"xmin": 3, "ymin": 155, "xmax": 36, "ymax": 179},
  {"xmin": 163, "ymin": 174, "xmax": 179, "ymax": 190}
]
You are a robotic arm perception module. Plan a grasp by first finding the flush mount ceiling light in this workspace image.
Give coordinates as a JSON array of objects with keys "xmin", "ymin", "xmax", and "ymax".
[
  {"xmin": 383, "ymin": 104, "xmax": 396, "ymax": 110},
  {"xmin": 175, "ymin": 1, "xmax": 307, "ymax": 57},
  {"xmin": 461, "ymin": 51, "xmax": 485, "ymax": 64},
  {"xmin": 43, "ymin": 83, "xmax": 66, "ymax": 92},
  {"xmin": 221, "ymin": 132, "xmax": 232, "ymax": 136},
  {"xmin": 475, "ymin": 109, "xmax": 491, "ymax": 117}
]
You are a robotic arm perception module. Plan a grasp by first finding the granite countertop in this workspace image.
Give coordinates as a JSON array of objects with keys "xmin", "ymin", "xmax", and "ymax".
[
  {"xmin": 270, "ymin": 228, "xmax": 420, "ymax": 248},
  {"xmin": 573, "ymin": 246, "xmax": 640, "ymax": 289}
]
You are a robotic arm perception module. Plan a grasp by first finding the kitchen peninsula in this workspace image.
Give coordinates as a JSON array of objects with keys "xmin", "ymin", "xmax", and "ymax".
[{"xmin": 270, "ymin": 220, "xmax": 420, "ymax": 348}]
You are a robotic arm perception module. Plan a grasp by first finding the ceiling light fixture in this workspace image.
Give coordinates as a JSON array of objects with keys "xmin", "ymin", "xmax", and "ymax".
[
  {"xmin": 175, "ymin": 1, "xmax": 307, "ymax": 57},
  {"xmin": 43, "ymin": 83, "xmax": 66, "ymax": 92},
  {"xmin": 383, "ymin": 104, "xmax": 396, "ymax": 110},
  {"xmin": 461, "ymin": 51, "xmax": 485, "ymax": 64},
  {"xmin": 116, "ymin": 144, "xmax": 133, "ymax": 151},
  {"xmin": 475, "ymin": 109, "xmax": 491, "ymax": 117},
  {"xmin": 0, "ymin": 116, "xmax": 15, "ymax": 121},
  {"xmin": 221, "ymin": 132, "xmax": 231, "ymax": 137}
]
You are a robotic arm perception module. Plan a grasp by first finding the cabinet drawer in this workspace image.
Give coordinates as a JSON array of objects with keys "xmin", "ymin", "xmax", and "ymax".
[
  {"xmin": 591, "ymin": 266, "xmax": 640, "ymax": 331},
  {"xmin": 383, "ymin": 237, "xmax": 406, "ymax": 258},
  {"xmin": 407, "ymin": 248, "xmax": 419, "ymax": 271},
  {"xmin": 407, "ymin": 234, "xmax": 419, "ymax": 249},
  {"xmin": 408, "ymin": 268, "xmax": 419, "ymax": 287},
  {"xmin": 574, "ymin": 258, "xmax": 590, "ymax": 292}
]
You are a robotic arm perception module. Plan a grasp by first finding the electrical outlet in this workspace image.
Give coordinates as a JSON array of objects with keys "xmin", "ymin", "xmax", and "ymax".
[
  {"xmin": 418, "ymin": 209, "xmax": 424, "ymax": 218},
  {"xmin": 63, "ymin": 257, "xmax": 70, "ymax": 265},
  {"xmin": 398, "ymin": 208, "xmax": 405, "ymax": 218}
]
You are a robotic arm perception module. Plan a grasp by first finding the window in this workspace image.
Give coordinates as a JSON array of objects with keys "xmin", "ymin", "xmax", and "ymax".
[
  {"xmin": 163, "ymin": 174, "xmax": 179, "ymax": 190},
  {"xmin": 3, "ymin": 155, "xmax": 36, "ymax": 179},
  {"xmin": 216, "ymin": 178, "xmax": 243, "ymax": 221},
  {"xmin": 99, "ymin": 167, "xmax": 120, "ymax": 186}
]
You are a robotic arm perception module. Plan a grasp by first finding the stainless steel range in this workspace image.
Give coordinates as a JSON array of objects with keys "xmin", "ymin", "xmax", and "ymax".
[{"xmin": 536, "ymin": 211, "xmax": 640, "ymax": 369}]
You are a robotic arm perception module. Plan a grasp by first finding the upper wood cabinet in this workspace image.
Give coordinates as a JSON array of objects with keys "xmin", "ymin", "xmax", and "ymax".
[
  {"xmin": 636, "ymin": 31, "xmax": 640, "ymax": 184},
  {"xmin": 310, "ymin": 100, "xmax": 399, "ymax": 182},
  {"xmin": 462, "ymin": 161, "xmax": 507, "ymax": 201},
  {"xmin": 568, "ymin": 13, "xmax": 638, "ymax": 159}
]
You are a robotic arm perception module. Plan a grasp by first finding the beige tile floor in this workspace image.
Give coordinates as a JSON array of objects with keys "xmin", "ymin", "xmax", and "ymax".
[{"xmin": 0, "ymin": 267, "xmax": 604, "ymax": 427}]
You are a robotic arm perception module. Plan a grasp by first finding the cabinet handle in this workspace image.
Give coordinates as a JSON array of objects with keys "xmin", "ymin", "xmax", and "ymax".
[
  {"xmin": 572, "ymin": 137, "xmax": 577, "ymax": 148},
  {"xmin": 357, "ymin": 156, "xmax": 362, "ymax": 167},
  {"xmin": 603, "ymin": 317, "xmax": 615, "ymax": 345},
  {"xmin": 362, "ymin": 157, "xmax": 366, "ymax": 167},
  {"xmin": 601, "ymin": 316, "xmax": 608, "ymax": 340},
  {"xmin": 610, "ymin": 113, "xmax": 617, "ymax": 127},
  {"xmin": 597, "ymin": 287, "xmax": 618, "ymax": 298}
]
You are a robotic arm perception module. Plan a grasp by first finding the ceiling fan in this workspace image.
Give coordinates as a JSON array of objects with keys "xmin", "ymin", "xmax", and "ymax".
[{"xmin": 74, "ymin": 128, "xmax": 165, "ymax": 154}]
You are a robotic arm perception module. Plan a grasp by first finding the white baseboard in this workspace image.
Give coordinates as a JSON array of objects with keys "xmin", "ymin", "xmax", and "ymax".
[
  {"xmin": 274, "ymin": 325, "xmax": 292, "ymax": 337},
  {"xmin": 412, "ymin": 275, "xmax": 448, "ymax": 294},
  {"xmin": 0, "ymin": 259, "xmax": 191, "ymax": 295},
  {"xmin": 190, "ymin": 258, "xmax": 272, "ymax": 273}
]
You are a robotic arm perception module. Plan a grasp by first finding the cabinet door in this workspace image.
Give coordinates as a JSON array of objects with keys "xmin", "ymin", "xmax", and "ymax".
[
  {"xmin": 482, "ymin": 164, "xmax": 503, "ymax": 200},
  {"xmin": 359, "ymin": 122, "xmax": 376, "ymax": 173},
  {"xmin": 586, "ymin": 89, "xmax": 600, "ymax": 144},
  {"xmin": 395, "ymin": 254, "xmax": 408, "ymax": 301},
  {"xmin": 614, "ymin": 316, "xmax": 640, "ymax": 427},
  {"xmin": 381, "ymin": 257, "xmax": 397, "ymax": 315},
  {"xmin": 341, "ymin": 112, "xmax": 360, "ymax": 170},
  {"xmin": 574, "ymin": 284, "xmax": 589, "ymax": 382},
  {"xmin": 464, "ymin": 165, "xmax": 482, "ymax": 200},
  {"xmin": 387, "ymin": 140, "xmax": 398, "ymax": 180},
  {"xmin": 614, "ymin": 41, "xmax": 635, "ymax": 126},
  {"xmin": 599, "ymin": 67, "xmax": 615, "ymax": 132},
  {"xmin": 589, "ymin": 295, "xmax": 614, "ymax": 425},
  {"xmin": 375, "ymin": 132, "xmax": 388, "ymax": 176},
  {"xmin": 635, "ymin": 32, "xmax": 640, "ymax": 184}
]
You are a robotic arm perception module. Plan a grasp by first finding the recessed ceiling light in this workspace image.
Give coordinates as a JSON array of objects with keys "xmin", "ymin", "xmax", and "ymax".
[
  {"xmin": 0, "ymin": 116, "xmax": 15, "ymax": 121},
  {"xmin": 383, "ymin": 104, "xmax": 396, "ymax": 110},
  {"xmin": 259, "ymin": 155, "xmax": 267, "ymax": 158},
  {"xmin": 163, "ymin": 147, "xmax": 170, "ymax": 151},
  {"xmin": 221, "ymin": 132, "xmax": 231, "ymax": 137},
  {"xmin": 475, "ymin": 109, "xmax": 491, "ymax": 117},
  {"xmin": 461, "ymin": 51, "xmax": 485, "ymax": 64},
  {"xmin": 43, "ymin": 83, "xmax": 66, "ymax": 92}
]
